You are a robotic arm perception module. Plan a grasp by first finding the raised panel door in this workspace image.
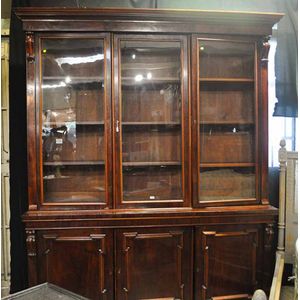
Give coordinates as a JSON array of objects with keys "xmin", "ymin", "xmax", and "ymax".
[
  {"xmin": 116, "ymin": 227, "xmax": 193, "ymax": 300},
  {"xmin": 195, "ymin": 225, "xmax": 264, "ymax": 299},
  {"xmin": 36, "ymin": 229, "xmax": 113, "ymax": 300}
]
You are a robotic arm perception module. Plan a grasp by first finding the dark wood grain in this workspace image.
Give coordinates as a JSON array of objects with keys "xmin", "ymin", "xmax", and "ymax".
[
  {"xmin": 26, "ymin": 32, "xmax": 38, "ymax": 210},
  {"xmin": 26, "ymin": 230, "xmax": 38, "ymax": 286},
  {"xmin": 15, "ymin": 8, "xmax": 283, "ymax": 36},
  {"xmin": 195, "ymin": 224, "xmax": 265, "ymax": 299},
  {"xmin": 116, "ymin": 227, "xmax": 192, "ymax": 300},
  {"xmin": 36, "ymin": 228, "xmax": 114, "ymax": 300},
  {"xmin": 259, "ymin": 38, "xmax": 271, "ymax": 205}
]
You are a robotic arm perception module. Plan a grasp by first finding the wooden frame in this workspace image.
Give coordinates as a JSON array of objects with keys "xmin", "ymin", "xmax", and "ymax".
[
  {"xmin": 191, "ymin": 35, "xmax": 261, "ymax": 207},
  {"xmin": 31, "ymin": 32, "xmax": 112, "ymax": 210}
]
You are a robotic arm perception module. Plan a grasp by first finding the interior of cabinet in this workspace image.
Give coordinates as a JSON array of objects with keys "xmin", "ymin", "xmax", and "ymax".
[
  {"xmin": 40, "ymin": 37, "xmax": 107, "ymax": 204},
  {"xmin": 119, "ymin": 39, "xmax": 184, "ymax": 202},
  {"xmin": 197, "ymin": 39, "xmax": 256, "ymax": 203}
]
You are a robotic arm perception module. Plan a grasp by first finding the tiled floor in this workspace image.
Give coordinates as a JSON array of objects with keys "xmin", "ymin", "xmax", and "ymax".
[{"xmin": 280, "ymin": 286, "xmax": 295, "ymax": 300}]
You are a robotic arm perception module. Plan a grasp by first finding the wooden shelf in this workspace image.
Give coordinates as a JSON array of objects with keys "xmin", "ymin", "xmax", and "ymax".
[
  {"xmin": 76, "ymin": 121, "xmax": 104, "ymax": 125},
  {"xmin": 200, "ymin": 77, "xmax": 254, "ymax": 83},
  {"xmin": 43, "ymin": 76, "xmax": 104, "ymax": 82},
  {"xmin": 122, "ymin": 77, "xmax": 180, "ymax": 85},
  {"xmin": 44, "ymin": 121, "xmax": 104, "ymax": 126},
  {"xmin": 44, "ymin": 161, "xmax": 105, "ymax": 166},
  {"xmin": 200, "ymin": 121, "xmax": 254, "ymax": 125},
  {"xmin": 200, "ymin": 162, "xmax": 255, "ymax": 168},
  {"xmin": 123, "ymin": 161, "xmax": 181, "ymax": 167},
  {"xmin": 122, "ymin": 121, "xmax": 180, "ymax": 126}
]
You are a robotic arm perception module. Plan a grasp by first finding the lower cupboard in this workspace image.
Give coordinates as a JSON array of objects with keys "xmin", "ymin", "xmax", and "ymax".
[{"xmin": 31, "ymin": 224, "xmax": 274, "ymax": 300}]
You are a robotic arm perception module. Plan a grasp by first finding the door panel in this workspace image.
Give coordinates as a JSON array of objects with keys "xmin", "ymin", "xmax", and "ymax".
[
  {"xmin": 116, "ymin": 227, "xmax": 192, "ymax": 300},
  {"xmin": 191, "ymin": 36, "xmax": 259, "ymax": 207},
  {"xmin": 195, "ymin": 225, "xmax": 263, "ymax": 299},
  {"xmin": 37, "ymin": 33, "xmax": 112, "ymax": 209},
  {"xmin": 37, "ymin": 229, "xmax": 113, "ymax": 300},
  {"xmin": 113, "ymin": 34, "xmax": 190, "ymax": 208}
]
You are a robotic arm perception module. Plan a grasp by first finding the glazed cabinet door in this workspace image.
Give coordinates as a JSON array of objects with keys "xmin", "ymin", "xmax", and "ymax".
[
  {"xmin": 36, "ymin": 229, "xmax": 113, "ymax": 299},
  {"xmin": 113, "ymin": 34, "xmax": 190, "ymax": 208},
  {"xmin": 31, "ymin": 33, "xmax": 112, "ymax": 209},
  {"xmin": 195, "ymin": 225, "xmax": 264, "ymax": 299},
  {"xmin": 192, "ymin": 36, "xmax": 259, "ymax": 207},
  {"xmin": 116, "ymin": 227, "xmax": 193, "ymax": 300}
]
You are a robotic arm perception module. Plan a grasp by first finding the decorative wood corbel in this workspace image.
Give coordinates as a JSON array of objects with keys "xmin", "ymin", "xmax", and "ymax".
[
  {"xmin": 261, "ymin": 36, "xmax": 271, "ymax": 66},
  {"xmin": 25, "ymin": 32, "xmax": 35, "ymax": 63}
]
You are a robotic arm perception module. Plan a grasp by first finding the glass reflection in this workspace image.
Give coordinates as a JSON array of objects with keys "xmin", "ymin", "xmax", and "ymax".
[
  {"xmin": 41, "ymin": 38, "xmax": 105, "ymax": 203},
  {"xmin": 198, "ymin": 40, "xmax": 256, "ymax": 202},
  {"xmin": 120, "ymin": 40, "xmax": 183, "ymax": 201}
]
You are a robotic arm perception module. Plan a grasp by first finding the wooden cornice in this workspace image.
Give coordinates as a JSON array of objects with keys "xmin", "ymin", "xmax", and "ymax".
[{"xmin": 14, "ymin": 7, "xmax": 283, "ymax": 36}]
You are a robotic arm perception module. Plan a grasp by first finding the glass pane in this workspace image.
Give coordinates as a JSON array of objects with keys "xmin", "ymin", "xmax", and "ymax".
[
  {"xmin": 198, "ymin": 40, "xmax": 256, "ymax": 202},
  {"xmin": 199, "ymin": 40, "xmax": 254, "ymax": 78},
  {"xmin": 123, "ymin": 166, "xmax": 181, "ymax": 201},
  {"xmin": 120, "ymin": 40, "xmax": 182, "ymax": 201},
  {"xmin": 41, "ymin": 38, "xmax": 105, "ymax": 203},
  {"xmin": 199, "ymin": 167, "xmax": 255, "ymax": 201}
]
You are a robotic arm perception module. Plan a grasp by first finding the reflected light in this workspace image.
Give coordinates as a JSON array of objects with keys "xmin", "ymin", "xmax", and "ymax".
[
  {"xmin": 132, "ymin": 53, "xmax": 136, "ymax": 59},
  {"xmin": 55, "ymin": 54, "xmax": 104, "ymax": 66},
  {"xmin": 146, "ymin": 72, "xmax": 152, "ymax": 80},
  {"xmin": 200, "ymin": 46, "xmax": 205, "ymax": 51},
  {"xmin": 135, "ymin": 74, "xmax": 143, "ymax": 82},
  {"xmin": 42, "ymin": 81, "xmax": 67, "ymax": 89},
  {"xmin": 65, "ymin": 76, "xmax": 71, "ymax": 83}
]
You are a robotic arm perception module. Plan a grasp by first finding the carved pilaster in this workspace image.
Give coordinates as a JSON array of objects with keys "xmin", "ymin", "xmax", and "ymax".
[
  {"xmin": 263, "ymin": 223, "xmax": 275, "ymax": 291},
  {"xmin": 25, "ymin": 32, "xmax": 35, "ymax": 63},
  {"xmin": 26, "ymin": 229, "xmax": 38, "ymax": 286}
]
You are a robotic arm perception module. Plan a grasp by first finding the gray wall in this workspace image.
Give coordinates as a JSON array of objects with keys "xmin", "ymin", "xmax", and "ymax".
[{"xmin": 10, "ymin": 0, "xmax": 281, "ymax": 12}]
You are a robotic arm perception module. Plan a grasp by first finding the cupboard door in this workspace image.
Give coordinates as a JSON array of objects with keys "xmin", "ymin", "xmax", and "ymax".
[
  {"xmin": 36, "ymin": 229, "xmax": 113, "ymax": 300},
  {"xmin": 116, "ymin": 227, "xmax": 193, "ymax": 300},
  {"xmin": 195, "ymin": 225, "xmax": 263, "ymax": 299},
  {"xmin": 38, "ymin": 34, "xmax": 112, "ymax": 208},
  {"xmin": 114, "ymin": 34, "xmax": 190, "ymax": 208},
  {"xmin": 192, "ymin": 36, "xmax": 258, "ymax": 207}
]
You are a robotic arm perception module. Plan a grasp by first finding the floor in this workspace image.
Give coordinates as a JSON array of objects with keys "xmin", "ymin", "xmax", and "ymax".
[{"xmin": 280, "ymin": 286, "xmax": 295, "ymax": 300}]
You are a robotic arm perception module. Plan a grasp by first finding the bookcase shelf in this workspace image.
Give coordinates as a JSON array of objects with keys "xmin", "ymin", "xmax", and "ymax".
[
  {"xmin": 44, "ymin": 160, "xmax": 105, "ymax": 166},
  {"xmin": 200, "ymin": 77, "xmax": 254, "ymax": 83},
  {"xmin": 122, "ymin": 121, "xmax": 180, "ymax": 126},
  {"xmin": 122, "ymin": 161, "xmax": 181, "ymax": 167},
  {"xmin": 200, "ymin": 162, "xmax": 255, "ymax": 168}
]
